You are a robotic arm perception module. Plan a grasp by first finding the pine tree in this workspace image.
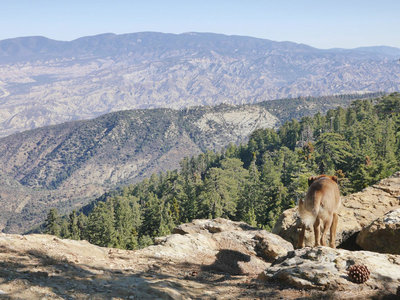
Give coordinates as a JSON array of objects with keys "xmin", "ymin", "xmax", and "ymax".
[
  {"xmin": 158, "ymin": 202, "xmax": 175, "ymax": 236},
  {"xmin": 315, "ymin": 132, "xmax": 353, "ymax": 173},
  {"xmin": 68, "ymin": 210, "xmax": 80, "ymax": 240},
  {"xmin": 140, "ymin": 193, "xmax": 162, "ymax": 237},
  {"xmin": 44, "ymin": 208, "xmax": 61, "ymax": 236},
  {"xmin": 77, "ymin": 213, "xmax": 88, "ymax": 240},
  {"xmin": 238, "ymin": 155, "xmax": 261, "ymax": 225},
  {"xmin": 259, "ymin": 153, "xmax": 287, "ymax": 230},
  {"xmin": 60, "ymin": 219, "xmax": 70, "ymax": 238},
  {"xmin": 86, "ymin": 201, "xmax": 117, "ymax": 247},
  {"xmin": 138, "ymin": 235, "xmax": 153, "ymax": 248},
  {"xmin": 118, "ymin": 196, "xmax": 141, "ymax": 249}
]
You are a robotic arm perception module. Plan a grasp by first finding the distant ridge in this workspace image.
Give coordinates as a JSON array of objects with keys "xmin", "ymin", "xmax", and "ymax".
[
  {"xmin": 0, "ymin": 31, "xmax": 399, "ymax": 138},
  {"xmin": 1, "ymin": 32, "xmax": 400, "ymax": 63},
  {"xmin": 353, "ymin": 45, "xmax": 400, "ymax": 57},
  {"xmin": 0, "ymin": 32, "xmax": 317, "ymax": 63}
]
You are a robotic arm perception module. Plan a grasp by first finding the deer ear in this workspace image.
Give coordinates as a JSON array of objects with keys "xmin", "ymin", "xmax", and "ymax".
[
  {"xmin": 331, "ymin": 176, "xmax": 338, "ymax": 183},
  {"xmin": 308, "ymin": 176, "xmax": 316, "ymax": 186}
]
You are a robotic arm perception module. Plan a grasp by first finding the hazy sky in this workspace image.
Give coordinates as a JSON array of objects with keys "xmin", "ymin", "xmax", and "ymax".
[{"xmin": 1, "ymin": 0, "xmax": 399, "ymax": 49}]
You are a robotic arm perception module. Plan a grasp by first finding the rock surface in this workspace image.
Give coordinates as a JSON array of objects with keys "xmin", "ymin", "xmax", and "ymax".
[
  {"xmin": 0, "ymin": 219, "xmax": 305, "ymax": 299},
  {"xmin": 356, "ymin": 208, "xmax": 400, "ymax": 254},
  {"xmin": 259, "ymin": 246, "xmax": 400, "ymax": 296},
  {"xmin": 156, "ymin": 218, "xmax": 294, "ymax": 274},
  {"xmin": 273, "ymin": 172, "xmax": 400, "ymax": 248},
  {"xmin": 0, "ymin": 218, "xmax": 398, "ymax": 299}
]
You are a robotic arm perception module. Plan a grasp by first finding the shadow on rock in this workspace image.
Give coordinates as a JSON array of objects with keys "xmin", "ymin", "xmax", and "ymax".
[{"xmin": 202, "ymin": 249, "xmax": 251, "ymax": 275}]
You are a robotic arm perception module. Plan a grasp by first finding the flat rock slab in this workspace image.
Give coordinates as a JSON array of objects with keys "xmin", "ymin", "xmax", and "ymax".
[{"xmin": 259, "ymin": 246, "xmax": 400, "ymax": 294}]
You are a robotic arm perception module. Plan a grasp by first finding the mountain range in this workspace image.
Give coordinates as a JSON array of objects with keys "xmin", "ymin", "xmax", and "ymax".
[{"xmin": 0, "ymin": 32, "xmax": 399, "ymax": 137}]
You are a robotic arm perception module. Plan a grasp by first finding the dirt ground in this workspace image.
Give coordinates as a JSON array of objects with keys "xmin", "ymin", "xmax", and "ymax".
[{"xmin": 0, "ymin": 234, "xmax": 398, "ymax": 299}]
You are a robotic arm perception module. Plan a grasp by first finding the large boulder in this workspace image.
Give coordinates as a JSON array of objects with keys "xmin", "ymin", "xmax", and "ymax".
[
  {"xmin": 144, "ymin": 218, "xmax": 294, "ymax": 275},
  {"xmin": 356, "ymin": 208, "xmax": 400, "ymax": 254},
  {"xmin": 259, "ymin": 246, "xmax": 400, "ymax": 296},
  {"xmin": 273, "ymin": 172, "xmax": 400, "ymax": 248}
]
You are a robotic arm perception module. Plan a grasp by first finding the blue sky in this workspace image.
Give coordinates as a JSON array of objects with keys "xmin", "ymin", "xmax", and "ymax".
[{"xmin": 1, "ymin": 0, "xmax": 399, "ymax": 49}]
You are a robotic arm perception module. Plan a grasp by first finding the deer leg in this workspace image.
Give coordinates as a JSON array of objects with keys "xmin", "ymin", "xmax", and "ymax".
[
  {"xmin": 313, "ymin": 217, "xmax": 321, "ymax": 247},
  {"xmin": 297, "ymin": 223, "xmax": 306, "ymax": 248},
  {"xmin": 329, "ymin": 213, "xmax": 339, "ymax": 248},
  {"xmin": 320, "ymin": 217, "xmax": 333, "ymax": 246}
]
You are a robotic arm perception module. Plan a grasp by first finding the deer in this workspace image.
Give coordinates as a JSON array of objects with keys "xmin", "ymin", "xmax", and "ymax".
[{"xmin": 297, "ymin": 175, "xmax": 341, "ymax": 248}]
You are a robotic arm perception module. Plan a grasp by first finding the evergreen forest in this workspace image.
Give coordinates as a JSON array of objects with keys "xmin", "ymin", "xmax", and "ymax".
[{"xmin": 44, "ymin": 93, "xmax": 400, "ymax": 250}]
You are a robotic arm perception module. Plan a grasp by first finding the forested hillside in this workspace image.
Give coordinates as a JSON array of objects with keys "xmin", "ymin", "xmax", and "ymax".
[
  {"xmin": 1, "ymin": 93, "xmax": 375, "ymax": 233},
  {"xmin": 44, "ymin": 93, "xmax": 400, "ymax": 249}
]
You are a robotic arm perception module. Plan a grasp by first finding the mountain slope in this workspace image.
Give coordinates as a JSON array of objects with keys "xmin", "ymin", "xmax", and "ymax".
[
  {"xmin": 0, "ymin": 32, "xmax": 399, "ymax": 137},
  {"xmin": 50, "ymin": 93, "xmax": 400, "ymax": 250},
  {"xmin": 0, "ymin": 103, "xmax": 278, "ymax": 233},
  {"xmin": 0, "ymin": 93, "xmax": 381, "ymax": 233}
]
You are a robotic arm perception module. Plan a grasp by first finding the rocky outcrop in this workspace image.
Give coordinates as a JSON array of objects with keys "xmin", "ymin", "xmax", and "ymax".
[
  {"xmin": 1, "ymin": 218, "xmax": 399, "ymax": 299},
  {"xmin": 272, "ymin": 172, "xmax": 400, "ymax": 248},
  {"xmin": 259, "ymin": 247, "xmax": 400, "ymax": 296},
  {"xmin": 0, "ymin": 233, "xmax": 215, "ymax": 299},
  {"xmin": 151, "ymin": 218, "xmax": 294, "ymax": 275},
  {"xmin": 0, "ymin": 219, "xmax": 309, "ymax": 299},
  {"xmin": 356, "ymin": 208, "xmax": 400, "ymax": 254}
]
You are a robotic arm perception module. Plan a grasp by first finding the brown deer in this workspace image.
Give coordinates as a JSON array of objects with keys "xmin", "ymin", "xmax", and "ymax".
[{"xmin": 297, "ymin": 175, "xmax": 341, "ymax": 248}]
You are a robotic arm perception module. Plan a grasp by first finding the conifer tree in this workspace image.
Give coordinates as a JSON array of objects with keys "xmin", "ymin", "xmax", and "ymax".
[
  {"xmin": 86, "ymin": 201, "xmax": 117, "ymax": 247},
  {"xmin": 114, "ymin": 197, "xmax": 140, "ymax": 249},
  {"xmin": 77, "ymin": 213, "xmax": 88, "ymax": 241},
  {"xmin": 68, "ymin": 210, "xmax": 80, "ymax": 240},
  {"xmin": 259, "ymin": 153, "xmax": 287, "ymax": 230},
  {"xmin": 60, "ymin": 219, "xmax": 70, "ymax": 238},
  {"xmin": 238, "ymin": 155, "xmax": 261, "ymax": 225},
  {"xmin": 140, "ymin": 193, "xmax": 162, "ymax": 237},
  {"xmin": 44, "ymin": 208, "xmax": 61, "ymax": 236}
]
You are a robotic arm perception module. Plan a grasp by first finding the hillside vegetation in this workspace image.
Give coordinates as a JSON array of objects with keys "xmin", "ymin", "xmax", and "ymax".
[
  {"xmin": 1, "ymin": 94, "xmax": 373, "ymax": 233},
  {"xmin": 45, "ymin": 93, "xmax": 400, "ymax": 249}
]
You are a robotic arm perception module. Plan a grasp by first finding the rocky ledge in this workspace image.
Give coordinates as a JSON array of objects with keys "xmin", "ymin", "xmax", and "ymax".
[
  {"xmin": 259, "ymin": 246, "xmax": 400, "ymax": 294},
  {"xmin": 0, "ymin": 219, "xmax": 304, "ymax": 299},
  {"xmin": 1, "ymin": 217, "xmax": 399, "ymax": 299}
]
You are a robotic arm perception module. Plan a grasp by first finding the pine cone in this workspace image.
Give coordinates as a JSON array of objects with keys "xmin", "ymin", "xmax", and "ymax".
[{"xmin": 347, "ymin": 264, "xmax": 370, "ymax": 283}]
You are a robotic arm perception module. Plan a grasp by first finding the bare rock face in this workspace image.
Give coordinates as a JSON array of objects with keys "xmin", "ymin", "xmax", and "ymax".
[
  {"xmin": 253, "ymin": 231, "xmax": 294, "ymax": 261},
  {"xmin": 356, "ymin": 208, "xmax": 400, "ymax": 254},
  {"xmin": 272, "ymin": 172, "xmax": 400, "ymax": 248},
  {"xmin": 152, "ymin": 218, "xmax": 294, "ymax": 275},
  {"xmin": 259, "ymin": 246, "xmax": 400, "ymax": 296},
  {"xmin": 271, "ymin": 207, "xmax": 300, "ymax": 246}
]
